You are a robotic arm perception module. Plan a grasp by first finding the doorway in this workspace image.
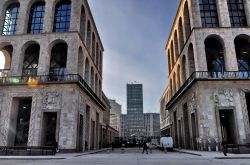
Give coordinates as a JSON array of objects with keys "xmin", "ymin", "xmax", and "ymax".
[
  {"xmin": 219, "ymin": 110, "xmax": 236, "ymax": 144},
  {"xmin": 42, "ymin": 112, "xmax": 57, "ymax": 146},
  {"xmin": 77, "ymin": 114, "xmax": 84, "ymax": 152}
]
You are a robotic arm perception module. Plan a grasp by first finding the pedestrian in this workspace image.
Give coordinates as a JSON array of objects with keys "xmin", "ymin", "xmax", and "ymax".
[
  {"xmin": 142, "ymin": 141, "xmax": 148, "ymax": 154},
  {"xmin": 222, "ymin": 139, "xmax": 228, "ymax": 156}
]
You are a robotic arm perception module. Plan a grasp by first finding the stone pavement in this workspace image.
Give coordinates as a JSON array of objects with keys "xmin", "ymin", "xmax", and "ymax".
[{"xmin": 175, "ymin": 148, "xmax": 250, "ymax": 159}]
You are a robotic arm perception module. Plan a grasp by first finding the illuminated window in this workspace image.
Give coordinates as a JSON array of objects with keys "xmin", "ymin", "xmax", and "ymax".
[
  {"xmin": 27, "ymin": 1, "xmax": 45, "ymax": 34},
  {"xmin": 53, "ymin": 0, "xmax": 71, "ymax": 32},
  {"xmin": 2, "ymin": 3, "xmax": 20, "ymax": 35}
]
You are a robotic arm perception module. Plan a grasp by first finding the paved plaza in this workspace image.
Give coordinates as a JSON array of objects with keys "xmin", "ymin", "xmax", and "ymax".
[{"xmin": 0, "ymin": 148, "xmax": 249, "ymax": 165}]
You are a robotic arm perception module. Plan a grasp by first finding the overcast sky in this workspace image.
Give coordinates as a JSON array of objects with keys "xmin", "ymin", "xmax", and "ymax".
[{"xmin": 88, "ymin": 0, "xmax": 179, "ymax": 114}]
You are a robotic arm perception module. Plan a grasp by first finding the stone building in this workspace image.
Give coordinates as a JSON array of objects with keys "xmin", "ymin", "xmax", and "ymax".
[
  {"xmin": 161, "ymin": 0, "xmax": 250, "ymax": 151},
  {"xmin": 109, "ymin": 99, "xmax": 121, "ymax": 136},
  {"xmin": 144, "ymin": 113, "xmax": 161, "ymax": 138},
  {"xmin": 0, "ymin": 0, "xmax": 115, "ymax": 152}
]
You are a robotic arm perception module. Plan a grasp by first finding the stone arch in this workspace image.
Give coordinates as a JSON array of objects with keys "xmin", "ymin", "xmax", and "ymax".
[
  {"xmin": 204, "ymin": 35, "xmax": 225, "ymax": 74},
  {"xmin": 183, "ymin": 1, "xmax": 191, "ymax": 39},
  {"xmin": 234, "ymin": 34, "xmax": 250, "ymax": 73},
  {"xmin": 174, "ymin": 30, "xmax": 179, "ymax": 58},
  {"xmin": 48, "ymin": 39, "xmax": 68, "ymax": 51},
  {"xmin": 178, "ymin": 17, "xmax": 185, "ymax": 51},
  {"xmin": 78, "ymin": 46, "xmax": 84, "ymax": 77},
  {"xmin": 188, "ymin": 43, "xmax": 195, "ymax": 75},
  {"xmin": 84, "ymin": 58, "xmax": 90, "ymax": 84},
  {"xmin": 181, "ymin": 55, "xmax": 187, "ymax": 83},
  {"xmin": 80, "ymin": 5, "xmax": 86, "ymax": 42}
]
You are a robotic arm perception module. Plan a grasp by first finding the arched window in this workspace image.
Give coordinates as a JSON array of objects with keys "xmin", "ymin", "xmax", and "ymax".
[
  {"xmin": 181, "ymin": 55, "xmax": 187, "ymax": 83},
  {"xmin": 188, "ymin": 43, "xmax": 195, "ymax": 75},
  {"xmin": 171, "ymin": 41, "xmax": 175, "ymax": 67},
  {"xmin": 49, "ymin": 43, "xmax": 68, "ymax": 76},
  {"xmin": 205, "ymin": 37, "xmax": 225, "ymax": 76},
  {"xmin": 169, "ymin": 78, "xmax": 173, "ymax": 97},
  {"xmin": 168, "ymin": 50, "xmax": 171, "ymax": 73},
  {"xmin": 95, "ymin": 74, "xmax": 98, "ymax": 93},
  {"xmin": 96, "ymin": 43, "xmax": 99, "ymax": 66},
  {"xmin": 2, "ymin": 3, "xmax": 20, "ymax": 35},
  {"xmin": 184, "ymin": 1, "xmax": 191, "ymax": 38},
  {"xmin": 227, "ymin": 0, "xmax": 247, "ymax": 27},
  {"xmin": 92, "ymin": 33, "xmax": 96, "ymax": 59},
  {"xmin": 80, "ymin": 6, "xmax": 86, "ymax": 41},
  {"xmin": 177, "ymin": 65, "xmax": 181, "ymax": 89},
  {"xmin": 178, "ymin": 18, "xmax": 184, "ymax": 50},
  {"xmin": 0, "ymin": 45, "xmax": 13, "ymax": 77},
  {"xmin": 99, "ymin": 80, "xmax": 102, "ymax": 97},
  {"xmin": 27, "ymin": 1, "xmax": 45, "ymax": 34},
  {"xmin": 78, "ymin": 47, "xmax": 84, "ymax": 77},
  {"xmin": 173, "ymin": 73, "xmax": 176, "ymax": 93},
  {"xmin": 53, "ymin": 0, "xmax": 71, "ymax": 32},
  {"xmin": 84, "ymin": 58, "xmax": 90, "ymax": 84},
  {"xmin": 86, "ymin": 21, "xmax": 91, "ymax": 52},
  {"xmin": 22, "ymin": 44, "xmax": 40, "ymax": 76},
  {"xmin": 234, "ymin": 35, "xmax": 250, "ymax": 73},
  {"xmin": 174, "ymin": 30, "xmax": 179, "ymax": 58},
  {"xmin": 99, "ymin": 51, "xmax": 103, "ymax": 74},
  {"xmin": 199, "ymin": 0, "xmax": 219, "ymax": 28},
  {"xmin": 90, "ymin": 67, "xmax": 94, "ymax": 89}
]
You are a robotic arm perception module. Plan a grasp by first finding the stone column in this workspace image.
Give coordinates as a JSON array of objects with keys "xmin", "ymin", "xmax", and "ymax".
[
  {"xmin": 194, "ymin": 34, "xmax": 207, "ymax": 71},
  {"xmin": 70, "ymin": 0, "xmax": 81, "ymax": 32},
  {"xmin": 10, "ymin": 42, "xmax": 23, "ymax": 76},
  {"xmin": 16, "ymin": 1, "xmax": 29, "ymax": 35},
  {"xmin": 190, "ymin": 0, "xmax": 202, "ymax": 27},
  {"xmin": 216, "ymin": 0, "xmax": 231, "ymax": 27},
  {"xmin": 67, "ymin": 39, "xmax": 78, "ymax": 74},
  {"xmin": 0, "ymin": 2, "xmax": 6, "ymax": 34},
  {"xmin": 223, "ymin": 36, "xmax": 238, "ymax": 71},
  {"xmin": 37, "ymin": 41, "xmax": 50, "ymax": 75},
  {"xmin": 244, "ymin": 0, "xmax": 250, "ymax": 26},
  {"xmin": 43, "ymin": 0, "xmax": 54, "ymax": 33}
]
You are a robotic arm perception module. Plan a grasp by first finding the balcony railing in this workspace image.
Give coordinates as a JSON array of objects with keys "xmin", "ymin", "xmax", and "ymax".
[
  {"xmin": 166, "ymin": 71, "xmax": 250, "ymax": 109},
  {"xmin": 0, "ymin": 73, "xmax": 105, "ymax": 110}
]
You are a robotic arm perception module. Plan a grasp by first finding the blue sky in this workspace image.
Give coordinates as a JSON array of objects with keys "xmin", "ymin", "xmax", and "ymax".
[{"xmin": 88, "ymin": 0, "xmax": 179, "ymax": 114}]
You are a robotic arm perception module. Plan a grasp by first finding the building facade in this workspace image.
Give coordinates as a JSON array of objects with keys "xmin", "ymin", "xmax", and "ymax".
[
  {"xmin": 144, "ymin": 113, "xmax": 161, "ymax": 138},
  {"xmin": 161, "ymin": 0, "xmax": 250, "ymax": 151},
  {"xmin": 109, "ymin": 99, "xmax": 121, "ymax": 136},
  {"xmin": 0, "ymin": 0, "xmax": 115, "ymax": 152}
]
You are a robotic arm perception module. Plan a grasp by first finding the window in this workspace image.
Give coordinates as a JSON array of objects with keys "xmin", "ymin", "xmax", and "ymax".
[
  {"xmin": 53, "ymin": 0, "xmax": 71, "ymax": 32},
  {"xmin": 2, "ymin": 3, "xmax": 20, "ymax": 35},
  {"xmin": 22, "ymin": 44, "xmax": 40, "ymax": 76},
  {"xmin": 27, "ymin": 2, "xmax": 45, "ymax": 34},
  {"xmin": 199, "ymin": 0, "xmax": 219, "ymax": 28},
  {"xmin": 227, "ymin": 0, "xmax": 247, "ymax": 27}
]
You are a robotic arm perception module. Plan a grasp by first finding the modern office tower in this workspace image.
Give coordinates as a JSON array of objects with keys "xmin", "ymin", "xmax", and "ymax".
[
  {"xmin": 144, "ymin": 113, "xmax": 161, "ymax": 138},
  {"xmin": 160, "ymin": 0, "xmax": 250, "ymax": 151},
  {"xmin": 0, "ymin": 0, "xmax": 115, "ymax": 152}
]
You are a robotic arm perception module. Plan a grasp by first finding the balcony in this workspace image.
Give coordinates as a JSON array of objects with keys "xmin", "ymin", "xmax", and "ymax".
[
  {"xmin": 0, "ymin": 69, "xmax": 105, "ymax": 110},
  {"xmin": 166, "ymin": 71, "xmax": 250, "ymax": 109}
]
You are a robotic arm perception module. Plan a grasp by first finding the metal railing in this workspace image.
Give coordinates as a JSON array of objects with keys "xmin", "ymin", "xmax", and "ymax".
[
  {"xmin": 166, "ymin": 71, "xmax": 250, "ymax": 109},
  {"xmin": 0, "ymin": 73, "xmax": 105, "ymax": 109}
]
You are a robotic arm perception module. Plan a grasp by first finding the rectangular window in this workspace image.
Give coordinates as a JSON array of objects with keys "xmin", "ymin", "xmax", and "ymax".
[
  {"xmin": 199, "ymin": 0, "xmax": 219, "ymax": 28},
  {"xmin": 227, "ymin": 0, "xmax": 247, "ymax": 27}
]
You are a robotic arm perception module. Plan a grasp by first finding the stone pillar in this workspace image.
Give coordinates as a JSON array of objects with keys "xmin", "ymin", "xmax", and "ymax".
[
  {"xmin": 244, "ymin": 0, "xmax": 250, "ymax": 26},
  {"xmin": 16, "ymin": 1, "xmax": 29, "ymax": 35},
  {"xmin": 0, "ymin": 2, "xmax": 6, "ymax": 34},
  {"xmin": 70, "ymin": 0, "xmax": 81, "ymax": 32},
  {"xmin": 190, "ymin": 0, "xmax": 202, "ymax": 27},
  {"xmin": 216, "ymin": 0, "xmax": 231, "ymax": 27},
  {"xmin": 37, "ymin": 41, "xmax": 50, "ymax": 75},
  {"xmin": 43, "ymin": 0, "xmax": 54, "ymax": 33},
  {"xmin": 223, "ymin": 36, "xmax": 238, "ymax": 71},
  {"xmin": 194, "ymin": 34, "xmax": 207, "ymax": 71},
  {"xmin": 67, "ymin": 40, "xmax": 78, "ymax": 74},
  {"xmin": 10, "ymin": 42, "xmax": 23, "ymax": 76}
]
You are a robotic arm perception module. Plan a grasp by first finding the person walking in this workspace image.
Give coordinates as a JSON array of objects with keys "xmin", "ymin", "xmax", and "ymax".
[{"xmin": 142, "ymin": 141, "xmax": 148, "ymax": 154}]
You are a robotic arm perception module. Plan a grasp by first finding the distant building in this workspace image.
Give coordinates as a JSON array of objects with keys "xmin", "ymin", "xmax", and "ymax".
[
  {"xmin": 120, "ymin": 83, "xmax": 160, "ymax": 139},
  {"xmin": 144, "ymin": 113, "xmax": 161, "ymax": 138},
  {"xmin": 109, "ymin": 99, "xmax": 122, "ymax": 136}
]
